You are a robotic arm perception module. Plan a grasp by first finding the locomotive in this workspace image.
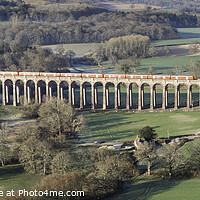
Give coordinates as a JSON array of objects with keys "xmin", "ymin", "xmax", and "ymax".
[{"xmin": 0, "ymin": 71, "xmax": 194, "ymax": 80}]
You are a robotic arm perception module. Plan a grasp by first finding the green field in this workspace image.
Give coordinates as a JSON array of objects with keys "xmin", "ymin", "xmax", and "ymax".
[
  {"xmin": 107, "ymin": 178, "xmax": 200, "ymax": 200},
  {"xmin": 140, "ymin": 55, "xmax": 200, "ymax": 73},
  {"xmin": 0, "ymin": 164, "xmax": 40, "ymax": 192},
  {"xmin": 153, "ymin": 28, "xmax": 200, "ymax": 46},
  {"xmin": 101, "ymin": 55, "xmax": 200, "ymax": 74},
  {"xmin": 83, "ymin": 111, "xmax": 200, "ymax": 142},
  {"xmin": 41, "ymin": 43, "xmax": 101, "ymax": 57},
  {"xmin": 0, "ymin": 106, "xmax": 23, "ymax": 119}
]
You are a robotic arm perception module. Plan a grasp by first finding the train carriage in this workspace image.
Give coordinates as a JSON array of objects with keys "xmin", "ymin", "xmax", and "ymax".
[
  {"xmin": 171, "ymin": 76, "xmax": 194, "ymax": 80},
  {"xmin": 104, "ymin": 74, "xmax": 126, "ymax": 78},
  {"xmin": 19, "ymin": 72, "xmax": 40, "ymax": 76},
  {"xmin": 82, "ymin": 74, "xmax": 104, "ymax": 78},
  {"xmin": 153, "ymin": 75, "xmax": 170, "ymax": 80},
  {"xmin": 0, "ymin": 72, "xmax": 19, "ymax": 76},
  {"xmin": 126, "ymin": 75, "xmax": 148, "ymax": 79},
  {"xmin": 39, "ymin": 72, "xmax": 61, "ymax": 77}
]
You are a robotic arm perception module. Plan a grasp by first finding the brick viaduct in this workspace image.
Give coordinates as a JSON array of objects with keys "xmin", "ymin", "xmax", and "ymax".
[{"xmin": 1, "ymin": 73, "xmax": 200, "ymax": 110}]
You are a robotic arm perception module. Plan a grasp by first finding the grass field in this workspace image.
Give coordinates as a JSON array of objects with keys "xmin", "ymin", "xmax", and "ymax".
[
  {"xmin": 153, "ymin": 28, "xmax": 200, "ymax": 46},
  {"xmin": 0, "ymin": 164, "xmax": 40, "ymax": 192},
  {"xmin": 101, "ymin": 55, "xmax": 200, "ymax": 74},
  {"xmin": 0, "ymin": 106, "xmax": 22, "ymax": 119},
  {"xmin": 107, "ymin": 178, "xmax": 200, "ymax": 200},
  {"xmin": 41, "ymin": 43, "xmax": 100, "ymax": 57},
  {"xmin": 83, "ymin": 110, "xmax": 200, "ymax": 142},
  {"xmin": 140, "ymin": 55, "xmax": 200, "ymax": 73}
]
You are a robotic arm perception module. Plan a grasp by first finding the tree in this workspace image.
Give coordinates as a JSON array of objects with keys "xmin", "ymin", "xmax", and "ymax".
[
  {"xmin": 51, "ymin": 151, "xmax": 76, "ymax": 174},
  {"xmin": 117, "ymin": 57, "xmax": 140, "ymax": 74},
  {"xmin": 187, "ymin": 139, "xmax": 200, "ymax": 171},
  {"xmin": 38, "ymin": 98, "xmax": 85, "ymax": 140},
  {"xmin": 139, "ymin": 126, "xmax": 157, "ymax": 141},
  {"xmin": 134, "ymin": 141, "xmax": 157, "ymax": 176},
  {"xmin": 189, "ymin": 41, "xmax": 200, "ymax": 54},
  {"xmin": 174, "ymin": 65, "xmax": 183, "ymax": 75},
  {"xmin": 187, "ymin": 59, "xmax": 200, "ymax": 79},
  {"xmin": 0, "ymin": 122, "xmax": 11, "ymax": 166},
  {"xmin": 18, "ymin": 125, "xmax": 53, "ymax": 175},
  {"xmin": 162, "ymin": 46, "xmax": 170, "ymax": 56},
  {"xmin": 108, "ymin": 54, "xmax": 118, "ymax": 68},
  {"xmin": 65, "ymin": 50, "xmax": 76, "ymax": 65},
  {"xmin": 116, "ymin": 63, "xmax": 131, "ymax": 74},
  {"xmin": 148, "ymin": 46, "xmax": 158, "ymax": 57},
  {"xmin": 147, "ymin": 66, "xmax": 156, "ymax": 75},
  {"xmin": 159, "ymin": 142, "xmax": 184, "ymax": 177},
  {"xmin": 94, "ymin": 153, "xmax": 134, "ymax": 181},
  {"xmin": 92, "ymin": 45, "xmax": 106, "ymax": 67},
  {"xmin": 35, "ymin": 174, "xmax": 85, "ymax": 200}
]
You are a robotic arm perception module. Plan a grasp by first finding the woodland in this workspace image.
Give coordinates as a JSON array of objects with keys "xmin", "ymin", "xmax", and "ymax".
[{"xmin": 0, "ymin": 1, "xmax": 199, "ymax": 45}]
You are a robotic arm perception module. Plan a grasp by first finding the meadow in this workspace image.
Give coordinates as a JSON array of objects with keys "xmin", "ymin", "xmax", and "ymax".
[
  {"xmin": 107, "ymin": 178, "xmax": 200, "ymax": 200},
  {"xmin": 140, "ymin": 55, "xmax": 200, "ymax": 73},
  {"xmin": 0, "ymin": 106, "xmax": 22, "ymax": 119},
  {"xmin": 153, "ymin": 28, "xmax": 200, "ymax": 46},
  {"xmin": 82, "ymin": 110, "xmax": 200, "ymax": 142},
  {"xmin": 0, "ymin": 164, "xmax": 40, "ymax": 193},
  {"xmin": 41, "ymin": 43, "xmax": 100, "ymax": 57}
]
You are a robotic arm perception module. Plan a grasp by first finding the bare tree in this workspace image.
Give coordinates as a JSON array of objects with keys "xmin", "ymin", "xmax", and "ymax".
[
  {"xmin": 134, "ymin": 141, "xmax": 157, "ymax": 176},
  {"xmin": 189, "ymin": 41, "xmax": 200, "ymax": 54},
  {"xmin": 187, "ymin": 59, "xmax": 200, "ymax": 79},
  {"xmin": 38, "ymin": 98, "xmax": 85, "ymax": 139},
  {"xmin": 162, "ymin": 46, "xmax": 171, "ymax": 56},
  {"xmin": 174, "ymin": 65, "xmax": 183, "ymax": 75},
  {"xmin": 187, "ymin": 139, "xmax": 200, "ymax": 171},
  {"xmin": 148, "ymin": 46, "xmax": 158, "ymax": 58},
  {"xmin": 147, "ymin": 67, "xmax": 156, "ymax": 75},
  {"xmin": 0, "ymin": 122, "xmax": 11, "ymax": 166},
  {"xmin": 18, "ymin": 125, "xmax": 53, "ymax": 175},
  {"xmin": 159, "ymin": 142, "xmax": 184, "ymax": 177}
]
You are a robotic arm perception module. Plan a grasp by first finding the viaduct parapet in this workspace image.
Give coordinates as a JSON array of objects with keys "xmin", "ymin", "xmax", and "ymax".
[{"xmin": 1, "ymin": 73, "xmax": 200, "ymax": 110}]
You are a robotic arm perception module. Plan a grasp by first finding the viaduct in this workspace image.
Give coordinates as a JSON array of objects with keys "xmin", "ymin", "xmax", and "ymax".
[{"xmin": 0, "ymin": 73, "xmax": 200, "ymax": 110}]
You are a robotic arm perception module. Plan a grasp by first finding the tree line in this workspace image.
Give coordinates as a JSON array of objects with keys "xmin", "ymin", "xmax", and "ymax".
[
  {"xmin": 3, "ymin": 2, "xmax": 200, "ymax": 45},
  {"xmin": 0, "ymin": 41, "xmax": 71, "ymax": 72},
  {"xmin": 0, "ymin": 12, "xmax": 179, "ymax": 45},
  {"xmin": 0, "ymin": 3, "xmax": 106, "ymax": 22}
]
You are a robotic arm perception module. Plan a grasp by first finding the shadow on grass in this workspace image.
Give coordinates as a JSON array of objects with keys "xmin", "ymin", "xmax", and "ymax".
[
  {"xmin": 0, "ymin": 164, "xmax": 24, "ymax": 180},
  {"xmin": 107, "ymin": 179, "xmax": 181, "ymax": 200}
]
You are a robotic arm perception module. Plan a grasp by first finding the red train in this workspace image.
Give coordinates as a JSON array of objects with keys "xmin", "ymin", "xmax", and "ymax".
[{"xmin": 0, "ymin": 71, "xmax": 194, "ymax": 80}]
